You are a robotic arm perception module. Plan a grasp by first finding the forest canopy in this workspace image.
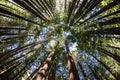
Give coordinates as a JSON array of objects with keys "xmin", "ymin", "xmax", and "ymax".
[{"xmin": 0, "ymin": 0, "xmax": 120, "ymax": 80}]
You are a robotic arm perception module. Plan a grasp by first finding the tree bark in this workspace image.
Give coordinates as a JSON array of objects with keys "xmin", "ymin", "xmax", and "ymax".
[
  {"xmin": 35, "ymin": 42, "xmax": 59, "ymax": 80},
  {"xmin": 65, "ymin": 40, "xmax": 80, "ymax": 80}
]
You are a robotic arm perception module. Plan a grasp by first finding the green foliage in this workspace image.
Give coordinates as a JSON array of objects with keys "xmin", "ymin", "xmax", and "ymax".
[{"xmin": 0, "ymin": 0, "xmax": 120, "ymax": 80}]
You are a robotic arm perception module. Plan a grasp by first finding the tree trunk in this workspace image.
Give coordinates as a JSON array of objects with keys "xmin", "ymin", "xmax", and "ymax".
[
  {"xmin": 81, "ymin": 0, "xmax": 120, "ymax": 24},
  {"xmin": 78, "ymin": 61, "xmax": 89, "ymax": 80},
  {"xmin": 98, "ymin": 47, "xmax": 120, "ymax": 62},
  {"xmin": 86, "ymin": 63, "xmax": 101, "ymax": 80},
  {"xmin": 35, "ymin": 42, "xmax": 59, "ymax": 80},
  {"xmin": 0, "ymin": 6, "xmax": 43, "ymax": 25},
  {"xmin": 0, "ymin": 41, "xmax": 43, "ymax": 62},
  {"xmin": 87, "ymin": 27, "xmax": 120, "ymax": 35},
  {"xmin": 65, "ymin": 40, "xmax": 80, "ymax": 80},
  {"xmin": 88, "ymin": 53, "xmax": 120, "ymax": 80}
]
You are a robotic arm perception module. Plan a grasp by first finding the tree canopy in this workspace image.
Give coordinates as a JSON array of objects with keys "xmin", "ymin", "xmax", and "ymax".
[{"xmin": 0, "ymin": 0, "xmax": 120, "ymax": 80}]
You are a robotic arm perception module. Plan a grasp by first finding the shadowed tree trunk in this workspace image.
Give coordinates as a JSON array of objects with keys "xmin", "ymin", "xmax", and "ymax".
[
  {"xmin": 81, "ymin": 0, "xmax": 120, "ymax": 24},
  {"xmin": 47, "ymin": 55, "xmax": 59, "ymax": 80},
  {"xmin": 65, "ymin": 40, "xmax": 80, "ymax": 80},
  {"xmin": 35, "ymin": 42, "xmax": 59, "ymax": 80},
  {"xmin": 98, "ymin": 47, "xmax": 120, "ymax": 62},
  {"xmin": 78, "ymin": 61, "xmax": 89, "ymax": 80},
  {"xmin": 0, "ymin": 41, "xmax": 43, "ymax": 62},
  {"xmin": 88, "ymin": 53, "xmax": 120, "ymax": 80},
  {"xmin": 35, "ymin": 50, "xmax": 55, "ymax": 80},
  {"xmin": 0, "ymin": 7, "xmax": 43, "ymax": 25},
  {"xmin": 67, "ymin": 0, "xmax": 77, "ymax": 23},
  {"xmin": 86, "ymin": 63, "xmax": 101, "ymax": 80},
  {"xmin": 87, "ymin": 27, "xmax": 120, "ymax": 35}
]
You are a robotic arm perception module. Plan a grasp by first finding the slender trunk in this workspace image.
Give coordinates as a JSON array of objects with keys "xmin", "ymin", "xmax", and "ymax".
[
  {"xmin": 89, "ymin": 53, "xmax": 120, "ymax": 80},
  {"xmin": 37, "ymin": 0, "xmax": 53, "ymax": 18},
  {"xmin": 106, "ymin": 45, "xmax": 120, "ymax": 50},
  {"xmin": 67, "ymin": 0, "xmax": 77, "ymax": 23},
  {"xmin": 27, "ymin": 64, "xmax": 41, "ymax": 80},
  {"xmin": 30, "ymin": 0, "xmax": 51, "ymax": 18},
  {"xmin": 0, "ymin": 47, "xmax": 41, "ymax": 69},
  {"xmin": 12, "ymin": 49, "xmax": 41, "ymax": 80},
  {"xmin": 74, "ymin": 0, "xmax": 102, "ymax": 24},
  {"xmin": 0, "ymin": 26, "xmax": 27, "ymax": 30},
  {"xmin": 85, "ymin": 17, "xmax": 120, "ymax": 29},
  {"xmin": 78, "ymin": 61, "xmax": 89, "ymax": 80},
  {"xmin": 47, "ymin": 54, "xmax": 59, "ymax": 80},
  {"xmin": 27, "ymin": 51, "xmax": 50, "ymax": 80},
  {"xmin": 65, "ymin": 40, "xmax": 80, "ymax": 80},
  {"xmin": 0, "ymin": 41, "xmax": 43, "ymax": 62},
  {"xmin": 98, "ymin": 10, "xmax": 120, "ymax": 20},
  {"xmin": 86, "ymin": 63, "xmax": 101, "ymax": 80},
  {"xmin": 74, "ymin": 0, "xmax": 88, "ymax": 19},
  {"xmin": 64, "ymin": 0, "xmax": 67, "ymax": 12},
  {"xmin": 13, "ymin": 0, "xmax": 47, "ymax": 21},
  {"xmin": 0, "ymin": 6, "xmax": 43, "ymax": 25},
  {"xmin": 87, "ymin": 27, "xmax": 120, "ymax": 35},
  {"xmin": 0, "ymin": 62, "xmax": 22, "ymax": 79},
  {"xmin": 98, "ymin": 47, "xmax": 120, "ymax": 62},
  {"xmin": 24, "ymin": 0, "xmax": 48, "ymax": 21},
  {"xmin": 81, "ymin": 0, "xmax": 120, "ymax": 24}
]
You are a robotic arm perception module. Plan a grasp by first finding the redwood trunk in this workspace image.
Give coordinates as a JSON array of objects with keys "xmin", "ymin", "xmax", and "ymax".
[
  {"xmin": 35, "ymin": 42, "xmax": 59, "ymax": 80},
  {"xmin": 65, "ymin": 40, "xmax": 80, "ymax": 80}
]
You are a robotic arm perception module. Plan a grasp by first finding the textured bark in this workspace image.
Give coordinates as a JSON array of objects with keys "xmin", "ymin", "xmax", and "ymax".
[
  {"xmin": 35, "ymin": 42, "xmax": 59, "ymax": 80},
  {"xmin": 35, "ymin": 50, "xmax": 55, "ymax": 80},
  {"xmin": 65, "ymin": 40, "xmax": 80, "ymax": 80}
]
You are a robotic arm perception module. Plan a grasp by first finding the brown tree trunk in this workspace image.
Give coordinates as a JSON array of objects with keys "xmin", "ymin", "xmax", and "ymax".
[
  {"xmin": 35, "ymin": 42, "xmax": 59, "ymax": 80},
  {"xmin": 47, "ymin": 55, "xmax": 59, "ymax": 80},
  {"xmin": 35, "ymin": 50, "xmax": 55, "ymax": 80},
  {"xmin": 65, "ymin": 40, "xmax": 80, "ymax": 80}
]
